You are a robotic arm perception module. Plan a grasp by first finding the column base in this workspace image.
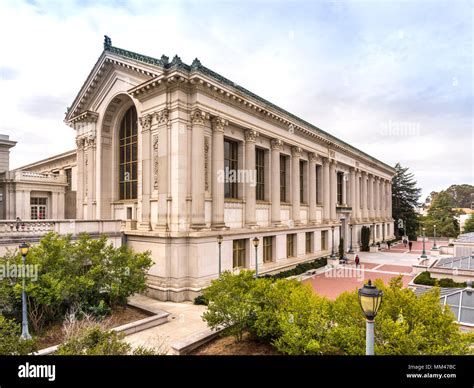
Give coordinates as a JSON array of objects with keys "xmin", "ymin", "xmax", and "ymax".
[
  {"xmin": 191, "ymin": 223, "xmax": 208, "ymax": 230},
  {"xmin": 211, "ymin": 223, "xmax": 229, "ymax": 230},
  {"xmin": 137, "ymin": 222, "xmax": 152, "ymax": 231},
  {"xmin": 245, "ymin": 223, "xmax": 259, "ymax": 229},
  {"xmin": 271, "ymin": 221, "xmax": 285, "ymax": 227},
  {"xmin": 153, "ymin": 223, "xmax": 168, "ymax": 231}
]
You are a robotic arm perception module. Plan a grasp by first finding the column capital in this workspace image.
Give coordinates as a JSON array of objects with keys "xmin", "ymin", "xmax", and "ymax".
[
  {"xmin": 211, "ymin": 116, "xmax": 228, "ymax": 132},
  {"xmin": 270, "ymin": 138, "xmax": 284, "ymax": 150},
  {"xmin": 308, "ymin": 152, "xmax": 319, "ymax": 162},
  {"xmin": 244, "ymin": 129, "xmax": 259, "ymax": 143},
  {"xmin": 321, "ymin": 157, "xmax": 330, "ymax": 166},
  {"xmin": 155, "ymin": 108, "xmax": 169, "ymax": 126},
  {"xmin": 139, "ymin": 114, "xmax": 152, "ymax": 131},
  {"xmin": 291, "ymin": 146, "xmax": 303, "ymax": 157},
  {"xmin": 191, "ymin": 108, "xmax": 210, "ymax": 126}
]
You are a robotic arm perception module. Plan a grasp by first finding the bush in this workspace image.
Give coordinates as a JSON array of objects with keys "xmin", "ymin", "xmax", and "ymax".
[
  {"xmin": 0, "ymin": 316, "xmax": 37, "ymax": 355},
  {"xmin": 414, "ymin": 272, "xmax": 466, "ymax": 288},
  {"xmin": 202, "ymin": 270, "xmax": 258, "ymax": 342},
  {"xmin": 0, "ymin": 232, "xmax": 153, "ymax": 333},
  {"xmin": 266, "ymin": 258, "xmax": 327, "ymax": 279},
  {"xmin": 193, "ymin": 295, "xmax": 208, "ymax": 306},
  {"xmin": 360, "ymin": 226, "xmax": 370, "ymax": 251}
]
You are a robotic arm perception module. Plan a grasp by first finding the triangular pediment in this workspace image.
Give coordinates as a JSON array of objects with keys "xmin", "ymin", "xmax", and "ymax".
[{"xmin": 65, "ymin": 49, "xmax": 164, "ymax": 123}]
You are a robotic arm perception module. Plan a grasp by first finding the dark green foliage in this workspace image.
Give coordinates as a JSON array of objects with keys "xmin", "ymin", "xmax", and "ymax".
[
  {"xmin": 338, "ymin": 238, "xmax": 344, "ymax": 259},
  {"xmin": 414, "ymin": 271, "xmax": 466, "ymax": 288},
  {"xmin": 264, "ymin": 257, "xmax": 327, "ymax": 279},
  {"xmin": 463, "ymin": 214, "xmax": 474, "ymax": 233},
  {"xmin": 360, "ymin": 226, "xmax": 370, "ymax": 251},
  {"xmin": 0, "ymin": 316, "xmax": 37, "ymax": 355},
  {"xmin": 193, "ymin": 294, "xmax": 208, "ymax": 306}
]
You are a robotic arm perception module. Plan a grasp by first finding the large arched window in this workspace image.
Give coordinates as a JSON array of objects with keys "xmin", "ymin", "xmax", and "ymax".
[{"xmin": 119, "ymin": 106, "xmax": 138, "ymax": 200}]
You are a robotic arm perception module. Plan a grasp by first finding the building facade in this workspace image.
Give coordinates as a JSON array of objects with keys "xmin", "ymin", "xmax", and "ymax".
[{"xmin": 62, "ymin": 36, "xmax": 395, "ymax": 301}]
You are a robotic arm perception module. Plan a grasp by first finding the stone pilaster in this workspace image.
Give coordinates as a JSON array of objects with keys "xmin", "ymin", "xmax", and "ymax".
[
  {"xmin": 329, "ymin": 160, "xmax": 337, "ymax": 222},
  {"xmin": 308, "ymin": 153, "xmax": 318, "ymax": 224},
  {"xmin": 211, "ymin": 116, "xmax": 228, "ymax": 229},
  {"xmin": 374, "ymin": 176, "xmax": 380, "ymax": 221},
  {"xmin": 190, "ymin": 109, "xmax": 209, "ymax": 229},
  {"xmin": 244, "ymin": 129, "xmax": 259, "ymax": 227},
  {"xmin": 137, "ymin": 114, "xmax": 152, "ymax": 231},
  {"xmin": 361, "ymin": 171, "xmax": 368, "ymax": 221},
  {"xmin": 368, "ymin": 174, "xmax": 374, "ymax": 220},
  {"xmin": 349, "ymin": 167, "xmax": 356, "ymax": 220},
  {"xmin": 322, "ymin": 157, "xmax": 330, "ymax": 223},
  {"xmin": 270, "ymin": 138, "xmax": 284, "ymax": 225},
  {"xmin": 291, "ymin": 146, "xmax": 302, "ymax": 225},
  {"xmin": 155, "ymin": 108, "xmax": 169, "ymax": 230}
]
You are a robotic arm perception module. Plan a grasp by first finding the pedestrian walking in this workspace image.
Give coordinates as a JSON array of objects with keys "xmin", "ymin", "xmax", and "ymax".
[
  {"xmin": 355, "ymin": 254, "xmax": 360, "ymax": 268},
  {"xmin": 408, "ymin": 241, "xmax": 413, "ymax": 252},
  {"xmin": 387, "ymin": 240, "xmax": 391, "ymax": 250},
  {"xmin": 15, "ymin": 216, "xmax": 21, "ymax": 231}
]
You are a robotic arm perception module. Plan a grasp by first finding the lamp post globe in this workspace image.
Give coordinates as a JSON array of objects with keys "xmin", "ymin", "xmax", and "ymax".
[
  {"xmin": 421, "ymin": 227, "xmax": 427, "ymax": 258},
  {"xmin": 358, "ymin": 279, "xmax": 383, "ymax": 355},
  {"xmin": 217, "ymin": 235, "xmax": 223, "ymax": 276},
  {"xmin": 19, "ymin": 242, "xmax": 31, "ymax": 340},
  {"xmin": 432, "ymin": 225, "xmax": 438, "ymax": 250}
]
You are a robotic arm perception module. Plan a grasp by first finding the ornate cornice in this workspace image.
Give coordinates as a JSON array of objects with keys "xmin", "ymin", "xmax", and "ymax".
[
  {"xmin": 68, "ymin": 110, "xmax": 99, "ymax": 126},
  {"xmin": 270, "ymin": 138, "xmax": 284, "ymax": 151},
  {"xmin": 244, "ymin": 129, "xmax": 259, "ymax": 143}
]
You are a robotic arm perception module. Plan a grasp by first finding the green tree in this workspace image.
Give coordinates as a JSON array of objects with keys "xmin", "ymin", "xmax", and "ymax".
[
  {"xmin": 423, "ymin": 191, "xmax": 460, "ymax": 237},
  {"xmin": 0, "ymin": 232, "xmax": 152, "ymax": 332},
  {"xmin": 391, "ymin": 163, "xmax": 422, "ymax": 239},
  {"xmin": 462, "ymin": 214, "xmax": 474, "ymax": 233},
  {"xmin": 360, "ymin": 226, "xmax": 370, "ymax": 251},
  {"xmin": 0, "ymin": 316, "xmax": 37, "ymax": 355},
  {"xmin": 202, "ymin": 270, "xmax": 257, "ymax": 342}
]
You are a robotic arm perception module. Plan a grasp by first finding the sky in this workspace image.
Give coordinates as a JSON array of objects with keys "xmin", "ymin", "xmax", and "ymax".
[{"xmin": 0, "ymin": 0, "xmax": 472, "ymax": 201}]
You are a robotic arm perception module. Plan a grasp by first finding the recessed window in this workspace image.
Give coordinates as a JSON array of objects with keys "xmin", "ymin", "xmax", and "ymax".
[
  {"xmin": 306, "ymin": 232, "xmax": 313, "ymax": 254},
  {"xmin": 321, "ymin": 230, "xmax": 328, "ymax": 250},
  {"xmin": 286, "ymin": 234, "xmax": 295, "ymax": 258},
  {"xmin": 31, "ymin": 197, "xmax": 47, "ymax": 220},
  {"xmin": 119, "ymin": 106, "xmax": 138, "ymax": 200},
  {"xmin": 337, "ymin": 172, "xmax": 343, "ymax": 205},
  {"xmin": 224, "ymin": 139, "xmax": 238, "ymax": 199},
  {"xmin": 280, "ymin": 155, "xmax": 287, "ymax": 202},
  {"xmin": 233, "ymin": 239, "xmax": 246, "ymax": 268},
  {"xmin": 256, "ymin": 148, "xmax": 265, "ymax": 201},
  {"xmin": 263, "ymin": 236, "xmax": 273, "ymax": 263}
]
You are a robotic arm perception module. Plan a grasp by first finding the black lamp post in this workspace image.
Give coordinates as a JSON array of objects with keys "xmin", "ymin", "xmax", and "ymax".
[
  {"xmin": 253, "ymin": 237, "xmax": 260, "ymax": 278},
  {"xmin": 372, "ymin": 223, "xmax": 376, "ymax": 246},
  {"xmin": 382, "ymin": 223, "xmax": 385, "ymax": 243},
  {"xmin": 358, "ymin": 279, "xmax": 383, "ymax": 355},
  {"xmin": 432, "ymin": 224, "xmax": 438, "ymax": 250},
  {"xmin": 348, "ymin": 223, "xmax": 354, "ymax": 253},
  {"xmin": 330, "ymin": 225, "xmax": 336, "ymax": 258},
  {"xmin": 217, "ymin": 235, "xmax": 223, "ymax": 276},
  {"xmin": 421, "ymin": 227, "xmax": 427, "ymax": 259},
  {"xmin": 19, "ymin": 242, "xmax": 31, "ymax": 340}
]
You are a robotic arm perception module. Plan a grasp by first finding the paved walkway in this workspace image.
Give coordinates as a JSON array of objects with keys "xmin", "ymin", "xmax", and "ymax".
[{"xmin": 125, "ymin": 295, "xmax": 208, "ymax": 354}]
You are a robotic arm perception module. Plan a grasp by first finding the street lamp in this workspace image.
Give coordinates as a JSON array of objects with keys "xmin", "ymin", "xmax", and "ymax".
[
  {"xmin": 217, "ymin": 235, "xmax": 223, "ymax": 276},
  {"xmin": 358, "ymin": 279, "xmax": 383, "ymax": 355},
  {"xmin": 421, "ymin": 227, "xmax": 427, "ymax": 259},
  {"xmin": 372, "ymin": 223, "xmax": 376, "ymax": 246},
  {"xmin": 19, "ymin": 242, "xmax": 31, "ymax": 340},
  {"xmin": 348, "ymin": 223, "xmax": 354, "ymax": 253},
  {"xmin": 432, "ymin": 225, "xmax": 438, "ymax": 250},
  {"xmin": 330, "ymin": 225, "xmax": 336, "ymax": 258},
  {"xmin": 253, "ymin": 237, "xmax": 260, "ymax": 278}
]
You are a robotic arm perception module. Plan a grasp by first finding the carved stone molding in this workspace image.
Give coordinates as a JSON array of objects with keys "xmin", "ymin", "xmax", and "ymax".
[
  {"xmin": 211, "ymin": 116, "xmax": 228, "ymax": 133},
  {"xmin": 191, "ymin": 108, "xmax": 209, "ymax": 126},
  {"xmin": 153, "ymin": 134, "xmax": 159, "ymax": 189},
  {"xmin": 270, "ymin": 138, "xmax": 284, "ymax": 151},
  {"xmin": 155, "ymin": 108, "xmax": 169, "ymax": 126},
  {"xmin": 291, "ymin": 146, "xmax": 303, "ymax": 157},
  {"xmin": 204, "ymin": 137, "xmax": 210, "ymax": 191},
  {"xmin": 139, "ymin": 114, "xmax": 153, "ymax": 131},
  {"xmin": 244, "ymin": 129, "xmax": 259, "ymax": 143},
  {"xmin": 76, "ymin": 137, "xmax": 86, "ymax": 150}
]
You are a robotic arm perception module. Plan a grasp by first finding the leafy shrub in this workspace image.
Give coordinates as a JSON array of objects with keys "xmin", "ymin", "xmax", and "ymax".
[
  {"xmin": 266, "ymin": 257, "xmax": 327, "ymax": 279},
  {"xmin": 193, "ymin": 295, "xmax": 208, "ymax": 306},
  {"xmin": 414, "ymin": 271, "xmax": 466, "ymax": 288},
  {"xmin": 0, "ymin": 232, "xmax": 152, "ymax": 333},
  {"xmin": 0, "ymin": 316, "xmax": 37, "ymax": 355}
]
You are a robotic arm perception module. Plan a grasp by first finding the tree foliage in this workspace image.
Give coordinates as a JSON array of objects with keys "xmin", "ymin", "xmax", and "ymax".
[
  {"xmin": 425, "ymin": 185, "xmax": 474, "ymax": 209},
  {"xmin": 422, "ymin": 191, "xmax": 460, "ymax": 237},
  {"xmin": 0, "ymin": 316, "xmax": 37, "ymax": 355},
  {"xmin": 391, "ymin": 163, "xmax": 422, "ymax": 239},
  {"xmin": 0, "ymin": 232, "xmax": 152, "ymax": 333},
  {"xmin": 360, "ymin": 226, "xmax": 370, "ymax": 251},
  {"xmin": 463, "ymin": 214, "xmax": 474, "ymax": 233}
]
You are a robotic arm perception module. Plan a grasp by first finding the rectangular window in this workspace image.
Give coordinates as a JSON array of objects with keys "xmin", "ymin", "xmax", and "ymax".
[
  {"xmin": 316, "ymin": 165, "xmax": 322, "ymax": 204},
  {"xmin": 300, "ymin": 160, "xmax": 305, "ymax": 203},
  {"xmin": 286, "ymin": 234, "xmax": 295, "ymax": 258},
  {"xmin": 321, "ymin": 230, "xmax": 328, "ymax": 250},
  {"xmin": 224, "ymin": 139, "xmax": 239, "ymax": 199},
  {"xmin": 256, "ymin": 148, "xmax": 265, "ymax": 201},
  {"xmin": 306, "ymin": 232, "xmax": 313, "ymax": 254},
  {"xmin": 233, "ymin": 239, "xmax": 246, "ymax": 268},
  {"xmin": 263, "ymin": 236, "xmax": 273, "ymax": 263},
  {"xmin": 337, "ymin": 172, "xmax": 343, "ymax": 205},
  {"xmin": 280, "ymin": 155, "xmax": 287, "ymax": 202},
  {"xmin": 30, "ymin": 197, "xmax": 47, "ymax": 220},
  {"xmin": 65, "ymin": 168, "xmax": 72, "ymax": 191}
]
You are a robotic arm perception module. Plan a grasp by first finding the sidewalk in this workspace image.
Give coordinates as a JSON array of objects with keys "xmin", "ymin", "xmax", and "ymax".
[{"xmin": 125, "ymin": 294, "xmax": 209, "ymax": 354}]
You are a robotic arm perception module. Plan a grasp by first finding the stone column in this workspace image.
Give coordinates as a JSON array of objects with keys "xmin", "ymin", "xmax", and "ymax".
[
  {"xmin": 270, "ymin": 139, "xmax": 283, "ymax": 225},
  {"xmin": 349, "ymin": 167, "xmax": 356, "ymax": 219},
  {"xmin": 354, "ymin": 169, "xmax": 361, "ymax": 222},
  {"xmin": 245, "ymin": 129, "xmax": 259, "ymax": 227},
  {"xmin": 211, "ymin": 116, "xmax": 227, "ymax": 229},
  {"xmin": 342, "ymin": 171, "xmax": 347, "ymax": 205},
  {"xmin": 75, "ymin": 137, "xmax": 85, "ymax": 219},
  {"xmin": 368, "ymin": 174, "xmax": 374, "ymax": 220},
  {"xmin": 190, "ymin": 109, "xmax": 208, "ymax": 229},
  {"xmin": 361, "ymin": 171, "xmax": 368, "ymax": 221},
  {"xmin": 138, "ymin": 114, "xmax": 152, "ymax": 231},
  {"xmin": 387, "ymin": 181, "xmax": 392, "ymax": 220},
  {"xmin": 329, "ymin": 160, "xmax": 337, "ymax": 222},
  {"xmin": 381, "ymin": 179, "xmax": 386, "ymax": 219},
  {"xmin": 308, "ymin": 153, "xmax": 318, "ymax": 224},
  {"xmin": 374, "ymin": 177, "xmax": 380, "ymax": 221},
  {"xmin": 291, "ymin": 146, "xmax": 302, "ymax": 225},
  {"xmin": 322, "ymin": 157, "xmax": 330, "ymax": 223},
  {"xmin": 154, "ymin": 109, "xmax": 169, "ymax": 230}
]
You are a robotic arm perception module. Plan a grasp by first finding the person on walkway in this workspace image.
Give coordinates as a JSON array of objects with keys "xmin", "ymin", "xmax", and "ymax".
[
  {"xmin": 387, "ymin": 240, "xmax": 391, "ymax": 250},
  {"xmin": 408, "ymin": 241, "xmax": 413, "ymax": 252},
  {"xmin": 15, "ymin": 217, "xmax": 21, "ymax": 232},
  {"xmin": 403, "ymin": 238, "xmax": 407, "ymax": 247},
  {"xmin": 355, "ymin": 255, "xmax": 360, "ymax": 268}
]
